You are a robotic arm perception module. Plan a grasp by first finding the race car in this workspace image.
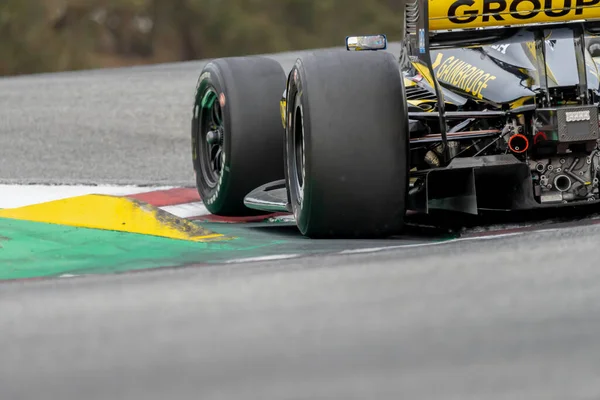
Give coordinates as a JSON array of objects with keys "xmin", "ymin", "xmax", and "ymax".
[{"xmin": 191, "ymin": 0, "xmax": 600, "ymax": 238}]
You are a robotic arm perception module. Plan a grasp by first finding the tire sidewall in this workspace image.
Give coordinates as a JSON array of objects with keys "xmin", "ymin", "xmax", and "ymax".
[
  {"xmin": 192, "ymin": 61, "xmax": 233, "ymax": 214},
  {"xmin": 285, "ymin": 59, "xmax": 313, "ymax": 235},
  {"xmin": 283, "ymin": 51, "xmax": 409, "ymax": 238}
]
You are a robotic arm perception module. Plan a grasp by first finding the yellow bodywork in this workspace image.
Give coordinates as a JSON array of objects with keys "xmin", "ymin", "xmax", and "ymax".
[
  {"xmin": 429, "ymin": 0, "xmax": 600, "ymax": 31},
  {"xmin": 280, "ymin": 97, "xmax": 287, "ymax": 129}
]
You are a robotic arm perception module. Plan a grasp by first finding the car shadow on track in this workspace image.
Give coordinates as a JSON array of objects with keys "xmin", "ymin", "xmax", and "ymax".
[
  {"xmin": 409, "ymin": 205, "xmax": 600, "ymax": 237},
  {"xmin": 244, "ymin": 219, "xmax": 456, "ymax": 241},
  {"xmin": 216, "ymin": 204, "xmax": 600, "ymax": 244}
]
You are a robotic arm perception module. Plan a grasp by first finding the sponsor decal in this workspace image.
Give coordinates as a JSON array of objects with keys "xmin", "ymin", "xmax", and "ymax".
[
  {"xmin": 448, "ymin": 0, "xmax": 599, "ymax": 24},
  {"xmin": 566, "ymin": 109, "xmax": 591, "ymax": 122},
  {"xmin": 195, "ymin": 71, "xmax": 211, "ymax": 102},
  {"xmin": 430, "ymin": 0, "xmax": 600, "ymax": 30},
  {"xmin": 491, "ymin": 43, "xmax": 511, "ymax": 54},
  {"xmin": 434, "ymin": 55, "xmax": 497, "ymax": 99},
  {"xmin": 199, "ymin": 71, "xmax": 211, "ymax": 82}
]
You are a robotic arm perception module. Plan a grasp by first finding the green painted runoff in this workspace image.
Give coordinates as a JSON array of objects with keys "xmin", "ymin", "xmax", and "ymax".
[
  {"xmin": 0, "ymin": 217, "xmax": 450, "ymax": 281},
  {"xmin": 0, "ymin": 217, "xmax": 290, "ymax": 280}
]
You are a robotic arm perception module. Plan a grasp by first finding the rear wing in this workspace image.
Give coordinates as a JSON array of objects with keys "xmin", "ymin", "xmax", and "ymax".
[
  {"xmin": 403, "ymin": 0, "xmax": 600, "ymax": 162},
  {"xmin": 428, "ymin": 0, "xmax": 600, "ymax": 32}
]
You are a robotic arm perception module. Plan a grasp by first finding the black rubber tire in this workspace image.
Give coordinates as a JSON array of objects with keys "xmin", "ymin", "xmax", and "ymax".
[
  {"xmin": 192, "ymin": 56, "xmax": 286, "ymax": 216},
  {"xmin": 285, "ymin": 51, "xmax": 409, "ymax": 238}
]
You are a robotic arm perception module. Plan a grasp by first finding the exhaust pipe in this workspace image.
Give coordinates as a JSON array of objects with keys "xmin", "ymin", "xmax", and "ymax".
[
  {"xmin": 508, "ymin": 134, "xmax": 529, "ymax": 154},
  {"xmin": 554, "ymin": 175, "xmax": 572, "ymax": 192}
]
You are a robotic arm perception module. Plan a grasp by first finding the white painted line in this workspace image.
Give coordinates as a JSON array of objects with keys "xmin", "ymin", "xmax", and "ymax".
[
  {"xmin": 458, "ymin": 232, "xmax": 526, "ymax": 241},
  {"xmin": 339, "ymin": 241, "xmax": 455, "ymax": 255},
  {"xmin": 339, "ymin": 232, "xmax": 527, "ymax": 255},
  {"xmin": 159, "ymin": 201, "xmax": 210, "ymax": 218},
  {"xmin": 0, "ymin": 184, "xmax": 174, "ymax": 209},
  {"xmin": 225, "ymin": 254, "xmax": 301, "ymax": 264}
]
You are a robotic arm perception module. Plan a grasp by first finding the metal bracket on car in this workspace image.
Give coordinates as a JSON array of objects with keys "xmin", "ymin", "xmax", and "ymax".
[
  {"xmin": 244, "ymin": 179, "xmax": 291, "ymax": 213},
  {"xmin": 410, "ymin": 0, "xmax": 450, "ymax": 163},
  {"xmin": 573, "ymin": 23, "xmax": 590, "ymax": 105}
]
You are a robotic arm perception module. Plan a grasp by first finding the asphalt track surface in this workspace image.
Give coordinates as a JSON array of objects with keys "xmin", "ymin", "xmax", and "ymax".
[
  {"xmin": 0, "ymin": 45, "xmax": 360, "ymax": 186},
  {"xmin": 2, "ymin": 45, "xmax": 600, "ymax": 399}
]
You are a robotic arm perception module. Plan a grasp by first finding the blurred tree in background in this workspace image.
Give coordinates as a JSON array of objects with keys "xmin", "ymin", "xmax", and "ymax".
[{"xmin": 0, "ymin": 0, "xmax": 405, "ymax": 76}]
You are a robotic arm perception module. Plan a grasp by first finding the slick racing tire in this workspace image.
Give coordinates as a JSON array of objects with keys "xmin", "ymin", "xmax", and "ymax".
[
  {"xmin": 285, "ymin": 51, "xmax": 409, "ymax": 238},
  {"xmin": 192, "ymin": 56, "xmax": 286, "ymax": 216}
]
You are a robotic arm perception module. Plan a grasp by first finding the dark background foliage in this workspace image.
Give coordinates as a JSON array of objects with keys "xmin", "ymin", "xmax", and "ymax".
[{"xmin": 0, "ymin": 0, "xmax": 406, "ymax": 76}]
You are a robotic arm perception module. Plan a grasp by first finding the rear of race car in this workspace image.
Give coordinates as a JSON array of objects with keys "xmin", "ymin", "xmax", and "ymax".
[
  {"xmin": 402, "ymin": 0, "xmax": 600, "ymax": 214},
  {"xmin": 191, "ymin": 0, "xmax": 600, "ymax": 238}
]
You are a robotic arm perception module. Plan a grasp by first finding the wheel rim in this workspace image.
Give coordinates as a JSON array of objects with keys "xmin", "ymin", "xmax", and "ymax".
[
  {"xmin": 198, "ymin": 87, "xmax": 224, "ymax": 188},
  {"xmin": 291, "ymin": 102, "xmax": 305, "ymax": 204}
]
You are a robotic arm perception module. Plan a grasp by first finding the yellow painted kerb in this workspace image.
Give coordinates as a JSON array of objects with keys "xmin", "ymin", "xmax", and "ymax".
[{"xmin": 0, "ymin": 194, "xmax": 227, "ymax": 242}]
